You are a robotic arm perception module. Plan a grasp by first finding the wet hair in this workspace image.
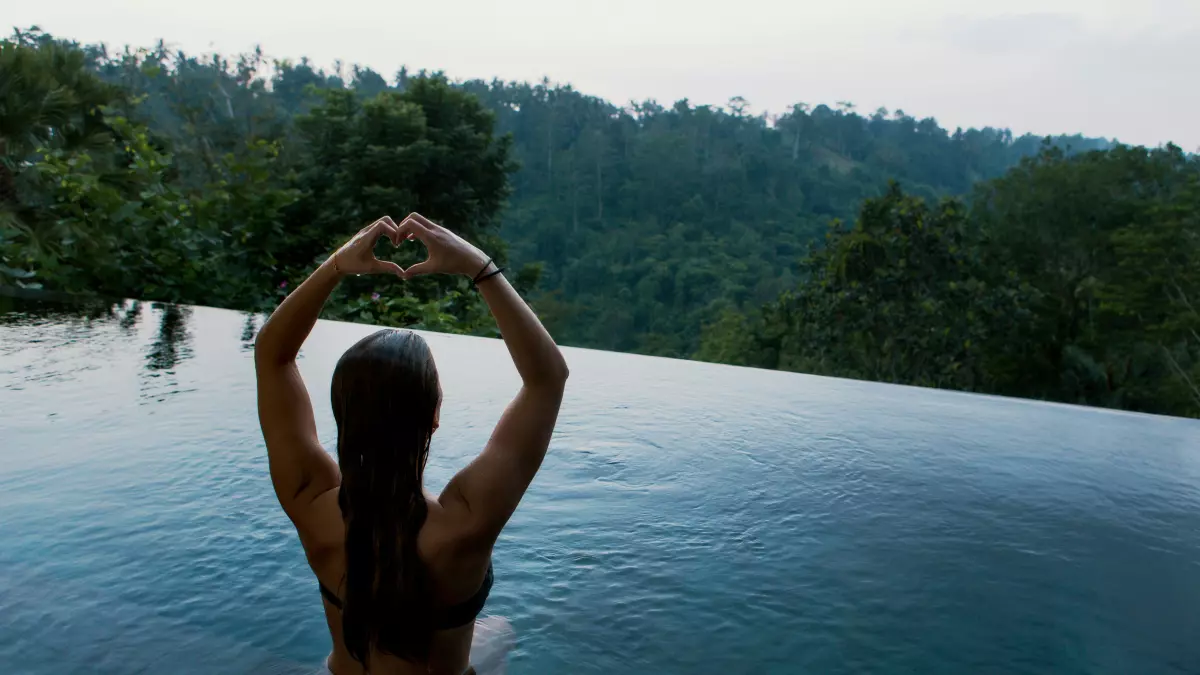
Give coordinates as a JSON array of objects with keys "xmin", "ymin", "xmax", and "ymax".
[{"xmin": 331, "ymin": 329, "xmax": 441, "ymax": 667}]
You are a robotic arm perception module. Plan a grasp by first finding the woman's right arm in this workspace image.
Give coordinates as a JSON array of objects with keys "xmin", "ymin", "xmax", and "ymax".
[{"xmin": 397, "ymin": 213, "xmax": 568, "ymax": 548}]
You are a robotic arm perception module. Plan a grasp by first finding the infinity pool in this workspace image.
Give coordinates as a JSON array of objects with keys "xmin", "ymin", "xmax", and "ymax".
[{"xmin": 1, "ymin": 299, "xmax": 1198, "ymax": 674}]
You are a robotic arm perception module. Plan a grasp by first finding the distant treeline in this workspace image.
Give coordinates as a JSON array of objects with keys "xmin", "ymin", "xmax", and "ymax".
[{"xmin": 4, "ymin": 28, "xmax": 1198, "ymax": 416}]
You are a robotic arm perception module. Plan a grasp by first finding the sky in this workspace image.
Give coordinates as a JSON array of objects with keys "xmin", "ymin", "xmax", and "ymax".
[{"xmin": 8, "ymin": 0, "xmax": 1199, "ymax": 149}]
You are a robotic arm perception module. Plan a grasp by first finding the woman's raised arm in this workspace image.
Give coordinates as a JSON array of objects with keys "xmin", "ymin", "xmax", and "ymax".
[{"xmin": 254, "ymin": 217, "xmax": 402, "ymax": 530}]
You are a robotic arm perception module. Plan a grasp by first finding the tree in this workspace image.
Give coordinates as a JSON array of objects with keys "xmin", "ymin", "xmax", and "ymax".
[
  {"xmin": 0, "ymin": 33, "xmax": 195, "ymax": 296},
  {"xmin": 707, "ymin": 146, "xmax": 1200, "ymax": 418},
  {"xmin": 2, "ymin": 34, "xmax": 518, "ymax": 337},
  {"xmin": 699, "ymin": 184, "xmax": 1034, "ymax": 391},
  {"xmin": 971, "ymin": 144, "xmax": 1200, "ymax": 410},
  {"xmin": 25, "ymin": 27, "xmax": 1194, "ymax": 422},
  {"xmin": 283, "ymin": 76, "xmax": 516, "ymax": 329}
]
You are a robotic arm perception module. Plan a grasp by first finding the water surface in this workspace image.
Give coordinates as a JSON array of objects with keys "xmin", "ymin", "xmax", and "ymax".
[{"xmin": 1, "ymin": 299, "xmax": 1198, "ymax": 674}]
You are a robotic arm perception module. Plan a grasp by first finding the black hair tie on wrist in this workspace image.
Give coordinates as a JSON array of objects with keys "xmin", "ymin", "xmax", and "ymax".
[
  {"xmin": 475, "ymin": 267, "xmax": 505, "ymax": 285},
  {"xmin": 472, "ymin": 259, "xmax": 494, "ymax": 283}
]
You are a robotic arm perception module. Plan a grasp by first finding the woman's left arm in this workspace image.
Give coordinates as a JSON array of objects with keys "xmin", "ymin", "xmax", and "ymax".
[{"xmin": 255, "ymin": 217, "xmax": 403, "ymax": 527}]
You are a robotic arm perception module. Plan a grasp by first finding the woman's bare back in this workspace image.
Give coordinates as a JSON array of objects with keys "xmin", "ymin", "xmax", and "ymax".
[{"xmin": 309, "ymin": 493, "xmax": 499, "ymax": 675}]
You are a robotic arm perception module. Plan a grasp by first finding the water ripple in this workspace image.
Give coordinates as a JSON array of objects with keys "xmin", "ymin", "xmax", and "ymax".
[{"xmin": 1, "ymin": 301, "xmax": 1199, "ymax": 674}]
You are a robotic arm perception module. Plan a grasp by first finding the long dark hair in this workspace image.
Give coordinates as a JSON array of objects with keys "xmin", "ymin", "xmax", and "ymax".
[{"xmin": 331, "ymin": 329, "xmax": 441, "ymax": 668}]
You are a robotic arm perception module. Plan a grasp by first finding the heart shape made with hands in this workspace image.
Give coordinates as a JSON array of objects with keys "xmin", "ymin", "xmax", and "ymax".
[
  {"xmin": 334, "ymin": 214, "xmax": 488, "ymax": 280},
  {"xmin": 331, "ymin": 216, "xmax": 408, "ymax": 278}
]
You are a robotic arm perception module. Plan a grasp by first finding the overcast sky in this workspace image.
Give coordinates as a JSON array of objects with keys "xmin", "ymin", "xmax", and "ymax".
[{"xmin": 9, "ymin": 0, "xmax": 1199, "ymax": 149}]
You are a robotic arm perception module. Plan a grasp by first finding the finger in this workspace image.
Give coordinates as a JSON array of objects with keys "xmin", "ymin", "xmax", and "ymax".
[
  {"xmin": 410, "ymin": 212, "xmax": 439, "ymax": 230},
  {"xmin": 403, "ymin": 212, "xmax": 436, "ymax": 231},
  {"xmin": 377, "ymin": 216, "xmax": 402, "ymax": 245},
  {"xmin": 373, "ymin": 259, "xmax": 404, "ymax": 277},
  {"xmin": 370, "ymin": 217, "xmax": 401, "ymax": 245},
  {"xmin": 401, "ymin": 213, "xmax": 430, "ymax": 230},
  {"xmin": 398, "ymin": 215, "xmax": 430, "ymax": 241},
  {"xmin": 402, "ymin": 259, "xmax": 436, "ymax": 279}
]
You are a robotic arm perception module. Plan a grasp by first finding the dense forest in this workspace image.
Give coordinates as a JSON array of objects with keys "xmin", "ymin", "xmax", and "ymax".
[
  {"xmin": 697, "ymin": 146, "xmax": 1200, "ymax": 414},
  {"xmin": 3, "ymin": 28, "xmax": 1198, "ymax": 417},
  {"xmin": 465, "ymin": 84, "xmax": 1112, "ymax": 355}
]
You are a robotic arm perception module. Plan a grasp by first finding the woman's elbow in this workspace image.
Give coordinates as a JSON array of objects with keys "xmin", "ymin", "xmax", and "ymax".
[
  {"xmin": 552, "ymin": 357, "xmax": 570, "ymax": 385},
  {"xmin": 534, "ymin": 353, "xmax": 569, "ymax": 388},
  {"xmin": 252, "ymin": 331, "xmax": 273, "ymax": 364},
  {"xmin": 252, "ymin": 331, "xmax": 290, "ymax": 368}
]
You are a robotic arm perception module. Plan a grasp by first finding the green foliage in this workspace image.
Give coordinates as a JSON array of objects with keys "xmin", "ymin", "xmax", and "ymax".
[
  {"xmin": 970, "ymin": 145, "xmax": 1200, "ymax": 411},
  {"xmin": 282, "ymin": 77, "xmax": 515, "ymax": 325},
  {"xmin": 706, "ymin": 148, "xmax": 1200, "ymax": 417},
  {"xmin": 0, "ymin": 33, "xmax": 201, "ymax": 298},
  {"xmin": 17, "ymin": 116, "xmax": 195, "ymax": 298},
  {"xmin": 459, "ymin": 81, "xmax": 1111, "ymax": 354},
  {"xmin": 327, "ymin": 284, "xmax": 497, "ymax": 336},
  {"xmin": 700, "ymin": 185, "xmax": 1035, "ymax": 390},
  {"xmin": 9, "ymin": 29, "xmax": 1112, "ymax": 350},
  {"xmin": 1103, "ymin": 188, "xmax": 1200, "ymax": 411},
  {"xmin": 10, "ymin": 28, "xmax": 1199, "ymax": 419},
  {"xmin": 2, "ymin": 31, "xmax": 515, "ymax": 334},
  {"xmin": 188, "ymin": 139, "xmax": 302, "ymax": 308}
]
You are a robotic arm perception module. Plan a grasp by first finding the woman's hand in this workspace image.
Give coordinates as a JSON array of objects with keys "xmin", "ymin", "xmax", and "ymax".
[
  {"xmin": 397, "ymin": 213, "xmax": 490, "ymax": 279},
  {"xmin": 331, "ymin": 217, "xmax": 404, "ymax": 277}
]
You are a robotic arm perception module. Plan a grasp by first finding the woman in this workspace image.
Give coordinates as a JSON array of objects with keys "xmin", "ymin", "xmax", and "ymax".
[{"xmin": 254, "ymin": 213, "xmax": 568, "ymax": 674}]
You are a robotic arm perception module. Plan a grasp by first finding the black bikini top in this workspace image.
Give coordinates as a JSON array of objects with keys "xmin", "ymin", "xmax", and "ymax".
[{"xmin": 318, "ymin": 562, "xmax": 493, "ymax": 630}]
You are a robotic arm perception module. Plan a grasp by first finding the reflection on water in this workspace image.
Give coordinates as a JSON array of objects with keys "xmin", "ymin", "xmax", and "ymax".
[
  {"xmin": 140, "ymin": 304, "xmax": 196, "ymax": 403},
  {"xmin": 119, "ymin": 300, "xmax": 143, "ymax": 331},
  {"xmin": 0, "ymin": 294, "xmax": 123, "ymax": 329},
  {"xmin": 0, "ymin": 297, "xmax": 257, "ymax": 406},
  {"xmin": 0, "ymin": 296, "xmax": 247, "ymax": 384},
  {"xmin": 145, "ymin": 303, "xmax": 193, "ymax": 372},
  {"xmin": 240, "ymin": 312, "xmax": 259, "ymax": 351},
  {"xmin": 0, "ymin": 297, "xmax": 128, "ymax": 387}
]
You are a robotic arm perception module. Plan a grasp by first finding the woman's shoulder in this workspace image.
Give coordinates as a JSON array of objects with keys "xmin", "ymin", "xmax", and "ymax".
[{"xmin": 420, "ymin": 497, "xmax": 489, "ymax": 560}]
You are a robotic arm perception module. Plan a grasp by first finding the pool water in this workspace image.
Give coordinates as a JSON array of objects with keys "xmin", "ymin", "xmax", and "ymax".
[{"xmin": 1, "ymin": 299, "xmax": 1199, "ymax": 674}]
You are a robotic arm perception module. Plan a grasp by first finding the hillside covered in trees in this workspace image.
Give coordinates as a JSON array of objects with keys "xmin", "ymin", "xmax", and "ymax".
[
  {"xmin": 5, "ymin": 29, "xmax": 1198, "ymax": 417},
  {"xmin": 463, "ymin": 83, "xmax": 1112, "ymax": 355},
  {"xmin": 697, "ymin": 145, "xmax": 1200, "ymax": 415}
]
